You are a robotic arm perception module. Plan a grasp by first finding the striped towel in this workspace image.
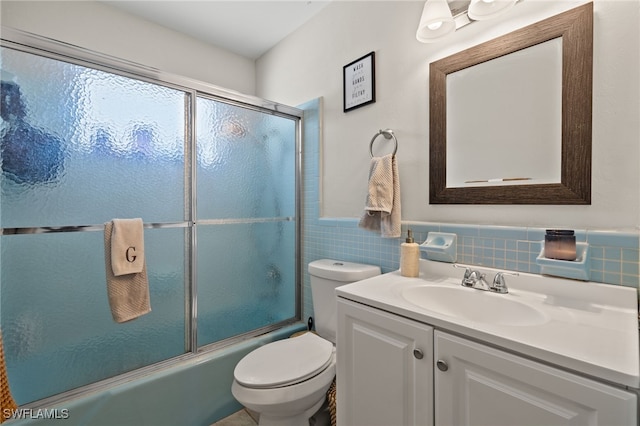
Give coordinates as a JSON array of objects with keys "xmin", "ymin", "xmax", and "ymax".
[{"xmin": 358, "ymin": 154, "xmax": 402, "ymax": 238}]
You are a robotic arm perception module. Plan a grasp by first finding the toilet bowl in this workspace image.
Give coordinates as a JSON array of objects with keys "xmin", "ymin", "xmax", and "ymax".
[
  {"xmin": 231, "ymin": 332, "xmax": 336, "ymax": 426},
  {"xmin": 231, "ymin": 259, "xmax": 381, "ymax": 426}
]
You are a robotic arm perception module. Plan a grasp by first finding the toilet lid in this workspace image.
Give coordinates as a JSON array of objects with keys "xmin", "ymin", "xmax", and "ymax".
[{"xmin": 234, "ymin": 332, "xmax": 334, "ymax": 389}]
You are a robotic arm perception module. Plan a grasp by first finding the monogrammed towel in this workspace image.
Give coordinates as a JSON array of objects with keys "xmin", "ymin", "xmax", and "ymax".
[
  {"xmin": 104, "ymin": 220, "xmax": 151, "ymax": 323},
  {"xmin": 110, "ymin": 218, "xmax": 145, "ymax": 276}
]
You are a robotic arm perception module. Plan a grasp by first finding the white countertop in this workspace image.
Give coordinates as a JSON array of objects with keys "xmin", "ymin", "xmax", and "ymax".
[{"xmin": 336, "ymin": 259, "xmax": 640, "ymax": 389}]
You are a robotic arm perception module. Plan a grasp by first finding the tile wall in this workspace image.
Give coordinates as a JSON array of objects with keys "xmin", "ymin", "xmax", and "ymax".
[{"xmin": 300, "ymin": 99, "xmax": 639, "ymax": 319}]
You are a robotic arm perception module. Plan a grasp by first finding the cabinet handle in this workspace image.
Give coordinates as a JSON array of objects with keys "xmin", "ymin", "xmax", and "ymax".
[
  {"xmin": 413, "ymin": 349, "xmax": 424, "ymax": 359},
  {"xmin": 436, "ymin": 359, "xmax": 449, "ymax": 372}
]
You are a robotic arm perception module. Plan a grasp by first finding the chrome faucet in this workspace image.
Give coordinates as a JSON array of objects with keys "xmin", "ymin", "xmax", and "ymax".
[
  {"xmin": 490, "ymin": 271, "xmax": 519, "ymax": 294},
  {"xmin": 454, "ymin": 265, "xmax": 517, "ymax": 294},
  {"xmin": 459, "ymin": 267, "xmax": 491, "ymax": 291}
]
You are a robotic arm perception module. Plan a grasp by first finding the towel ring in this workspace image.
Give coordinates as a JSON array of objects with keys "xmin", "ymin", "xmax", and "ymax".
[{"xmin": 369, "ymin": 129, "xmax": 398, "ymax": 158}]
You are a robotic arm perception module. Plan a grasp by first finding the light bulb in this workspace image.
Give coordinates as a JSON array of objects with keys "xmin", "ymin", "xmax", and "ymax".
[{"xmin": 415, "ymin": 0, "xmax": 456, "ymax": 43}]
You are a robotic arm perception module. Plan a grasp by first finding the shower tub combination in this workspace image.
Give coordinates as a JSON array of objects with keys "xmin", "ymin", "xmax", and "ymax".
[{"xmin": 0, "ymin": 29, "xmax": 304, "ymax": 424}]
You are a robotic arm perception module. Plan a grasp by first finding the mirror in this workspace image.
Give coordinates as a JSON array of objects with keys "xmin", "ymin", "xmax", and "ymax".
[
  {"xmin": 446, "ymin": 38, "xmax": 563, "ymax": 188},
  {"xmin": 429, "ymin": 3, "xmax": 593, "ymax": 204}
]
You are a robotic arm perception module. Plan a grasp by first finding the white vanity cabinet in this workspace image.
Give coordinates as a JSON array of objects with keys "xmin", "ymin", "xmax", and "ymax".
[
  {"xmin": 336, "ymin": 299, "xmax": 434, "ymax": 426},
  {"xmin": 337, "ymin": 298, "xmax": 637, "ymax": 426},
  {"xmin": 435, "ymin": 331, "xmax": 637, "ymax": 426}
]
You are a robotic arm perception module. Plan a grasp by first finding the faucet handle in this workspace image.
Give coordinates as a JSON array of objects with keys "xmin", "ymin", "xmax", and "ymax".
[
  {"xmin": 490, "ymin": 271, "xmax": 519, "ymax": 294},
  {"xmin": 462, "ymin": 268, "xmax": 475, "ymax": 287},
  {"xmin": 453, "ymin": 264, "xmax": 490, "ymax": 290},
  {"xmin": 463, "ymin": 270, "xmax": 486, "ymax": 288},
  {"xmin": 453, "ymin": 264, "xmax": 474, "ymax": 285}
]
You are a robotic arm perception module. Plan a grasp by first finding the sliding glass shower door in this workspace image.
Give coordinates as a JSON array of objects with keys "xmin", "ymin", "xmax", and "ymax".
[
  {"xmin": 195, "ymin": 97, "xmax": 298, "ymax": 347},
  {"xmin": 0, "ymin": 46, "xmax": 189, "ymax": 404},
  {"xmin": 0, "ymin": 41, "xmax": 300, "ymax": 405}
]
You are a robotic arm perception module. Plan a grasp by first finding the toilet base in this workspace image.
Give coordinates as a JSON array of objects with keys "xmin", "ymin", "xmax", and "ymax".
[{"xmin": 257, "ymin": 396, "xmax": 325, "ymax": 426}]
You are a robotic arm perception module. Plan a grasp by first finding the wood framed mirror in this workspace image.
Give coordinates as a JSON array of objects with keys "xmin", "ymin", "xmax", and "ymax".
[{"xmin": 429, "ymin": 3, "xmax": 593, "ymax": 204}]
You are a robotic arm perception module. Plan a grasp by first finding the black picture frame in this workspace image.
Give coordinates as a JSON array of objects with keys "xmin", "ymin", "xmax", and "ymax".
[{"xmin": 343, "ymin": 51, "xmax": 376, "ymax": 112}]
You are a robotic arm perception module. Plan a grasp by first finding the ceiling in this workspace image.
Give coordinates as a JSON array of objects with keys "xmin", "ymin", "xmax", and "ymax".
[{"xmin": 101, "ymin": 1, "xmax": 332, "ymax": 59}]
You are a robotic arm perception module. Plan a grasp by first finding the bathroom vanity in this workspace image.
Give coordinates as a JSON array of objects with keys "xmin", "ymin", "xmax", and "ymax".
[{"xmin": 336, "ymin": 260, "xmax": 639, "ymax": 425}]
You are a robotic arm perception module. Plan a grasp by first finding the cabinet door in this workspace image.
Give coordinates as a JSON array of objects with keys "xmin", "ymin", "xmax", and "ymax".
[
  {"xmin": 337, "ymin": 299, "xmax": 433, "ymax": 426},
  {"xmin": 435, "ymin": 331, "xmax": 637, "ymax": 426}
]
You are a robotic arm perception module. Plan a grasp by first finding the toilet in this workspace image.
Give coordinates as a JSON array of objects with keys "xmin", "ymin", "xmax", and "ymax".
[{"xmin": 231, "ymin": 259, "xmax": 381, "ymax": 426}]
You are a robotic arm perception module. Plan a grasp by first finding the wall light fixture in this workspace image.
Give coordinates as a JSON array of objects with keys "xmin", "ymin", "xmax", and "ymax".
[{"xmin": 416, "ymin": 0, "xmax": 521, "ymax": 43}]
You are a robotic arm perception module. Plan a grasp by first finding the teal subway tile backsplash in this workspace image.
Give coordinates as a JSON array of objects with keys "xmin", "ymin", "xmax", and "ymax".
[
  {"xmin": 478, "ymin": 225, "xmax": 528, "ymax": 240},
  {"xmin": 587, "ymin": 231, "xmax": 639, "ymax": 248},
  {"xmin": 310, "ymin": 218, "xmax": 639, "ymax": 289}
]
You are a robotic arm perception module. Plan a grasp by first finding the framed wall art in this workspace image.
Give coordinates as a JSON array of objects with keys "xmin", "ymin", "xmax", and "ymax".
[{"xmin": 343, "ymin": 51, "xmax": 376, "ymax": 112}]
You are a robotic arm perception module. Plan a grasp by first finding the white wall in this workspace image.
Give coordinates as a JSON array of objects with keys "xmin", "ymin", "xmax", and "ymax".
[
  {"xmin": 0, "ymin": 1, "xmax": 256, "ymax": 95},
  {"xmin": 2, "ymin": 0, "xmax": 638, "ymax": 230},
  {"xmin": 256, "ymin": 0, "xmax": 640, "ymax": 230}
]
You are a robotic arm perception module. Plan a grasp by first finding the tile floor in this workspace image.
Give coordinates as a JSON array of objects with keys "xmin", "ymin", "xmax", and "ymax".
[
  {"xmin": 212, "ymin": 402, "xmax": 332, "ymax": 426},
  {"xmin": 212, "ymin": 409, "xmax": 257, "ymax": 426}
]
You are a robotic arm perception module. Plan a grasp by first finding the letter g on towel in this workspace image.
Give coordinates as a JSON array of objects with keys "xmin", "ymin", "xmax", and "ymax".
[
  {"xmin": 110, "ymin": 218, "xmax": 145, "ymax": 276},
  {"xmin": 126, "ymin": 246, "xmax": 137, "ymax": 263}
]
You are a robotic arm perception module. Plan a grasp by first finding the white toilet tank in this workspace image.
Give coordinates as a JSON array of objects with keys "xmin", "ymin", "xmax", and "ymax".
[{"xmin": 308, "ymin": 259, "xmax": 381, "ymax": 343}]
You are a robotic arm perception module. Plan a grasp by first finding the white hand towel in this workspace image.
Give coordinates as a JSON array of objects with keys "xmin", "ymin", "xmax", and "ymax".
[
  {"xmin": 358, "ymin": 154, "xmax": 401, "ymax": 238},
  {"xmin": 110, "ymin": 218, "xmax": 145, "ymax": 276},
  {"xmin": 104, "ymin": 220, "xmax": 151, "ymax": 323}
]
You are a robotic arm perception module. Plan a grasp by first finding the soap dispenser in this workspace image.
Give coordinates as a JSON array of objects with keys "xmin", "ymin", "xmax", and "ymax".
[{"xmin": 401, "ymin": 229, "xmax": 420, "ymax": 277}]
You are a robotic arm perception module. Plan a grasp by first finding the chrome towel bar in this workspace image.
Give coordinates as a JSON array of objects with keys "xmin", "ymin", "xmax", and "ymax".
[
  {"xmin": 1, "ymin": 221, "xmax": 190, "ymax": 235},
  {"xmin": 0, "ymin": 216, "xmax": 295, "ymax": 235},
  {"xmin": 369, "ymin": 129, "xmax": 398, "ymax": 158}
]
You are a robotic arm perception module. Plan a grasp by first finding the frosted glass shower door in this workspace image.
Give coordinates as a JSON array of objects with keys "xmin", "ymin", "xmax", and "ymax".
[
  {"xmin": 1, "ymin": 47, "xmax": 188, "ymax": 404},
  {"xmin": 196, "ymin": 97, "xmax": 298, "ymax": 347},
  {"xmin": 1, "ymin": 40, "xmax": 301, "ymax": 406}
]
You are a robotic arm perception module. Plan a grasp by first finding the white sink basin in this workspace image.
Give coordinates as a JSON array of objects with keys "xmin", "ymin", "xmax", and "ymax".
[{"xmin": 401, "ymin": 285, "xmax": 548, "ymax": 326}]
